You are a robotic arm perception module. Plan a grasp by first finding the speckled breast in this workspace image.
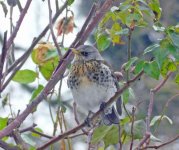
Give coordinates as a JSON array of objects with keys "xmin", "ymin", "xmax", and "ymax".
[{"xmin": 67, "ymin": 60, "xmax": 117, "ymax": 112}]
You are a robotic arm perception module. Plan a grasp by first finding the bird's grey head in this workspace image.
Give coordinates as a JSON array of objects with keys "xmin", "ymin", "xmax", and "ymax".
[{"xmin": 71, "ymin": 45, "xmax": 104, "ymax": 62}]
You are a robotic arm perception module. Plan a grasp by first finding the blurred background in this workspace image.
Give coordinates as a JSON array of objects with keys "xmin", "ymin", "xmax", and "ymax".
[{"xmin": 0, "ymin": 0, "xmax": 179, "ymax": 149}]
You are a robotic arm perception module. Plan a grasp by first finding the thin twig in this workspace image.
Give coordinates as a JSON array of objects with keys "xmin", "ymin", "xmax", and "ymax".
[
  {"xmin": 129, "ymin": 107, "xmax": 136, "ymax": 150},
  {"xmin": 143, "ymin": 134, "xmax": 179, "ymax": 149},
  {"xmin": 61, "ymin": 105, "xmax": 72, "ymax": 150},
  {"xmin": 31, "ymin": 129, "xmax": 53, "ymax": 139},
  {"xmin": 47, "ymin": 0, "xmax": 62, "ymax": 57},
  {"xmin": 0, "ymin": 31, "xmax": 7, "ymax": 91},
  {"xmin": 19, "ymin": 123, "xmax": 37, "ymax": 133},
  {"xmin": 0, "ymin": 140, "xmax": 19, "ymax": 150},
  {"xmin": 5, "ymin": 0, "xmax": 32, "ymax": 51},
  {"xmin": 9, "ymin": 5, "xmax": 15, "ymax": 63},
  {"xmin": 126, "ymin": 28, "xmax": 132, "ymax": 81},
  {"xmin": 1, "ymin": 57, "xmax": 27, "ymax": 91}
]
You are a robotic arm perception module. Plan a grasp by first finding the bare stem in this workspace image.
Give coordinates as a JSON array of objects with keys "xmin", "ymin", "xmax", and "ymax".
[
  {"xmin": 47, "ymin": 0, "xmax": 62, "ymax": 57},
  {"xmin": 129, "ymin": 107, "xmax": 136, "ymax": 150},
  {"xmin": 126, "ymin": 28, "xmax": 132, "ymax": 81},
  {"xmin": 5, "ymin": 0, "xmax": 33, "ymax": 51},
  {"xmin": 0, "ymin": 31, "xmax": 7, "ymax": 92}
]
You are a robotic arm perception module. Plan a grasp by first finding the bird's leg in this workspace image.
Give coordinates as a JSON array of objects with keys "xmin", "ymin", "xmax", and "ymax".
[
  {"xmin": 73, "ymin": 102, "xmax": 88, "ymax": 135},
  {"xmin": 73, "ymin": 102, "xmax": 80, "ymax": 125},
  {"xmin": 84, "ymin": 110, "xmax": 95, "ymax": 127}
]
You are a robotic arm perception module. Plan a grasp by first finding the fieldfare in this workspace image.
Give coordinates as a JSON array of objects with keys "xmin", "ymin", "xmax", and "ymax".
[{"xmin": 67, "ymin": 45, "xmax": 122, "ymax": 126}]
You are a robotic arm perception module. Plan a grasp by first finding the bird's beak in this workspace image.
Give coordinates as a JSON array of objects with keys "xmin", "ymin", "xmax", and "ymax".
[{"xmin": 71, "ymin": 48, "xmax": 80, "ymax": 55}]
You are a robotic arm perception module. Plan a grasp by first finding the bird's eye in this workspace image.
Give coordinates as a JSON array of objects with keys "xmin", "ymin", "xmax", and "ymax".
[{"xmin": 81, "ymin": 51, "xmax": 88, "ymax": 57}]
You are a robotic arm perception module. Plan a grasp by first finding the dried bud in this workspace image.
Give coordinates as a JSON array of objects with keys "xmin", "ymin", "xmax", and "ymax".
[{"xmin": 56, "ymin": 16, "xmax": 74, "ymax": 36}]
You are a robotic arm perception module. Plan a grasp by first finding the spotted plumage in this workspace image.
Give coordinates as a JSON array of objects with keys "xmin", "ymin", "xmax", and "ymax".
[{"xmin": 67, "ymin": 45, "xmax": 122, "ymax": 125}]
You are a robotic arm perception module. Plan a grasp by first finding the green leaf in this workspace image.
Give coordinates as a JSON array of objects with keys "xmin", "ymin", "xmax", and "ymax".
[
  {"xmin": 12, "ymin": 69, "xmax": 37, "ymax": 84},
  {"xmin": 174, "ymin": 74, "xmax": 179, "ymax": 85},
  {"xmin": 91, "ymin": 125, "xmax": 112, "ymax": 144},
  {"xmin": 169, "ymin": 32, "xmax": 179, "ymax": 48},
  {"xmin": 126, "ymin": 13, "xmax": 141, "ymax": 27},
  {"xmin": 124, "ymin": 57, "xmax": 138, "ymax": 71},
  {"xmin": 45, "ymin": 50, "xmax": 58, "ymax": 60},
  {"xmin": 91, "ymin": 125, "xmax": 119, "ymax": 148},
  {"xmin": 143, "ymin": 61, "xmax": 160, "ymax": 80},
  {"xmin": 67, "ymin": 0, "xmax": 74, "ymax": 6},
  {"xmin": 134, "ymin": 60, "xmax": 145, "ymax": 74},
  {"xmin": 22, "ymin": 134, "xmax": 36, "ymax": 146},
  {"xmin": 121, "ymin": 89, "xmax": 129, "ymax": 104},
  {"xmin": 120, "ymin": 117, "xmax": 130, "ymax": 126},
  {"xmin": 31, "ymin": 127, "xmax": 44, "ymax": 138},
  {"xmin": 29, "ymin": 146, "xmax": 36, "ymax": 150},
  {"xmin": 154, "ymin": 47, "xmax": 168, "ymax": 69},
  {"xmin": 110, "ymin": 23, "xmax": 124, "ymax": 44},
  {"xmin": 103, "ymin": 125, "xmax": 119, "ymax": 148},
  {"xmin": 39, "ymin": 57, "xmax": 59, "ymax": 80},
  {"xmin": 161, "ymin": 59, "xmax": 177, "ymax": 77},
  {"xmin": 153, "ymin": 22, "xmax": 165, "ymax": 32},
  {"xmin": 30, "ymin": 85, "xmax": 44, "ymax": 101},
  {"xmin": 0, "ymin": 117, "xmax": 8, "ymax": 130},
  {"xmin": 96, "ymin": 34, "xmax": 111, "ymax": 51},
  {"xmin": 136, "ymin": 0, "xmax": 148, "ymax": 5},
  {"xmin": 124, "ymin": 120, "xmax": 146, "ymax": 139},
  {"xmin": 150, "ymin": 134, "xmax": 162, "ymax": 142},
  {"xmin": 143, "ymin": 44, "xmax": 160, "ymax": 55},
  {"xmin": 148, "ymin": 0, "xmax": 161, "ymax": 21},
  {"xmin": 150, "ymin": 115, "xmax": 173, "ymax": 127},
  {"xmin": 98, "ymin": 147, "xmax": 105, "ymax": 150}
]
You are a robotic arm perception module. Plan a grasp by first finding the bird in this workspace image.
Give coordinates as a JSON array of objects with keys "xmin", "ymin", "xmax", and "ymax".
[{"xmin": 67, "ymin": 45, "xmax": 122, "ymax": 126}]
